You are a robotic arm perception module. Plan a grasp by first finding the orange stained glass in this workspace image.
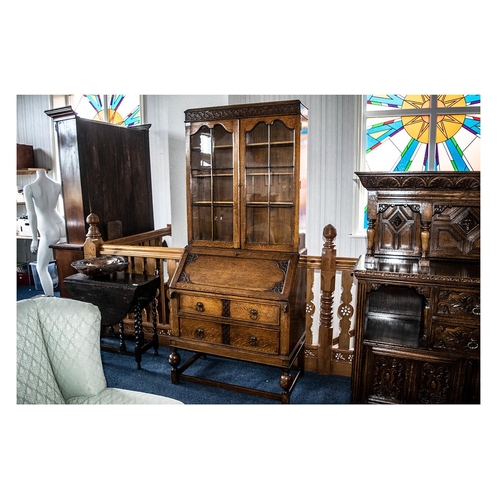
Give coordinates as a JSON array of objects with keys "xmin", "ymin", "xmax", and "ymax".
[{"xmin": 402, "ymin": 95, "xmax": 467, "ymax": 144}]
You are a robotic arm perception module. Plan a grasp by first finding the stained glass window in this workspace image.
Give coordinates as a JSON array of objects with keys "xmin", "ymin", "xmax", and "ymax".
[
  {"xmin": 69, "ymin": 94, "xmax": 141, "ymax": 127},
  {"xmin": 365, "ymin": 94, "xmax": 480, "ymax": 172}
]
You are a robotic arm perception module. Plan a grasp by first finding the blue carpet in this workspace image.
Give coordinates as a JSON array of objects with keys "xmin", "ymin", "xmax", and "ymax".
[
  {"xmin": 101, "ymin": 343, "xmax": 352, "ymax": 404},
  {"xmin": 17, "ymin": 285, "xmax": 60, "ymax": 300}
]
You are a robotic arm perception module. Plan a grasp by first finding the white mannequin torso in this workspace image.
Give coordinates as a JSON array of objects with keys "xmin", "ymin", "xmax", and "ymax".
[{"xmin": 23, "ymin": 170, "xmax": 66, "ymax": 296}]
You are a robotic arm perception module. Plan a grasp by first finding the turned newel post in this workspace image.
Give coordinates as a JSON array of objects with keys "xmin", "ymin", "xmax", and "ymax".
[
  {"xmin": 317, "ymin": 224, "xmax": 337, "ymax": 375},
  {"xmin": 83, "ymin": 212, "xmax": 104, "ymax": 259}
]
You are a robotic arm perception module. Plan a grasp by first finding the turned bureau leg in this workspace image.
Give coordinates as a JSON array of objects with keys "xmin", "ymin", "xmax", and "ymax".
[
  {"xmin": 169, "ymin": 348, "xmax": 181, "ymax": 384},
  {"xmin": 280, "ymin": 370, "xmax": 293, "ymax": 404}
]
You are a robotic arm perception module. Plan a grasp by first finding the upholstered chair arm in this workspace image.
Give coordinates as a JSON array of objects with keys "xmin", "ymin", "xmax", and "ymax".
[
  {"xmin": 34, "ymin": 297, "xmax": 108, "ymax": 400},
  {"xmin": 17, "ymin": 299, "xmax": 66, "ymax": 404}
]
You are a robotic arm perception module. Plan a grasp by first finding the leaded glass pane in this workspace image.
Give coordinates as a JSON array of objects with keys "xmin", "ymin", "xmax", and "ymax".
[{"xmin": 365, "ymin": 94, "xmax": 480, "ymax": 172}]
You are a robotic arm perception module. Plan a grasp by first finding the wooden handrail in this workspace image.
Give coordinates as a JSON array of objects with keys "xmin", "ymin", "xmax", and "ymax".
[
  {"xmin": 83, "ymin": 214, "xmax": 172, "ymax": 259},
  {"xmin": 105, "ymin": 225, "xmax": 171, "ymax": 246},
  {"xmin": 99, "ymin": 245, "xmax": 183, "ymax": 260}
]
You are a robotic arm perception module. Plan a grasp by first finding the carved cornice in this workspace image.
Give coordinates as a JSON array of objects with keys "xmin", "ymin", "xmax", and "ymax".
[
  {"xmin": 355, "ymin": 268, "xmax": 480, "ymax": 286},
  {"xmin": 355, "ymin": 172, "xmax": 480, "ymax": 191},
  {"xmin": 45, "ymin": 106, "xmax": 77, "ymax": 121},
  {"xmin": 185, "ymin": 100, "xmax": 307, "ymax": 122}
]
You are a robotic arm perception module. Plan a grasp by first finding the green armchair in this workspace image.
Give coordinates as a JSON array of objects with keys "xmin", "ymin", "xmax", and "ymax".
[{"xmin": 17, "ymin": 296, "xmax": 182, "ymax": 404}]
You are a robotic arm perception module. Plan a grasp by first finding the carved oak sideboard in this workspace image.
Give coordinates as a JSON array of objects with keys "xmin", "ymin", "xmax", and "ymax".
[{"xmin": 351, "ymin": 172, "xmax": 480, "ymax": 404}]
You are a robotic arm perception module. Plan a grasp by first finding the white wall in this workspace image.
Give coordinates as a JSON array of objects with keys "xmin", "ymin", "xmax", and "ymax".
[{"xmin": 16, "ymin": 95, "xmax": 54, "ymax": 172}]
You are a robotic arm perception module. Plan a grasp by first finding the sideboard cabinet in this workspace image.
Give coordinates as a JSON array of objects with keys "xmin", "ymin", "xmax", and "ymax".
[
  {"xmin": 169, "ymin": 101, "xmax": 308, "ymax": 403},
  {"xmin": 351, "ymin": 172, "xmax": 480, "ymax": 404}
]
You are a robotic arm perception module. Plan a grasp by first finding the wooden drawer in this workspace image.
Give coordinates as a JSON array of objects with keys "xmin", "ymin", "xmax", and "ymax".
[
  {"xmin": 180, "ymin": 294, "xmax": 223, "ymax": 316},
  {"xmin": 229, "ymin": 325, "xmax": 279, "ymax": 354},
  {"xmin": 178, "ymin": 318, "xmax": 279, "ymax": 354},
  {"xmin": 179, "ymin": 318, "xmax": 222, "ymax": 343},
  {"xmin": 431, "ymin": 322, "xmax": 480, "ymax": 354},
  {"xmin": 179, "ymin": 294, "xmax": 280, "ymax": 326},
  {"xmin": 435, "ymin": 288, "xmax": 480, "ymax": 322},
  {"xmin": 229, "ymin": 300, "xmax": 279, "ymax": 325}
]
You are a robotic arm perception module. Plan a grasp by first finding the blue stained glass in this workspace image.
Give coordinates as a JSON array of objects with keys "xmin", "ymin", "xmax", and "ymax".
[
  {"xmin": 443, "ymin": 138, "xmax": 468, "ymax": 171},
  {"xmin": 85, "ymin": 94, "xmax": 103, "ymax": 113},
  {"xmin": 463, "ymin": 116, "xmax": 480, "ymax": 135},
  {"xmin": 465, "ymin": 94, "xmax": 481, "ymax": 105},
  {"xmin": 366, "ymin": 119, "xmax": 403, "ymax": 152},
  {"xmin": 109, "ymin": 94, "xmax": 125, "ymax": 110},
  {"xmin": 366, "ymin": 94, "xmax": 404, "ymax": 108},
  {"xmin": 123, "ymin": 106, "xmax": 141, "ymax": 127},
  {"xmin": 393, "ymin": 139, "xmax": 420, "ymax": 172}
]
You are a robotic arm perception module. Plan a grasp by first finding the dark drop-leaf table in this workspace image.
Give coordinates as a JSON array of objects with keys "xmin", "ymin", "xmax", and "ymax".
[{"xmin": 64, "ymin": 271, "xmax": 160, "ymax": 369}]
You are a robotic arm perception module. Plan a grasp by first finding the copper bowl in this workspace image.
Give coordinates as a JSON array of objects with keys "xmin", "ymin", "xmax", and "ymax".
[{"xmin": 71, "ymin": 256, "xmax": 129, "ymax": 277}]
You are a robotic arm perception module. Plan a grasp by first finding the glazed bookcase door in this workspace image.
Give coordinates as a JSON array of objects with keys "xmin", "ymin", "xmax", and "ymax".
[
  {"xmin": 241, "ymin": 115, "xmax": 301, "ymax": 252},
  {"xmin": 187, "ymin": 120, "xmax": 239, "ymax": 247}
]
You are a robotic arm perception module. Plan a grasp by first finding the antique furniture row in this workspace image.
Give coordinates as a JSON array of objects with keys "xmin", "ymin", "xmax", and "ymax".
[{"xmin": 351, "ymin": 172, "xmax": 480, "ymax": 404}]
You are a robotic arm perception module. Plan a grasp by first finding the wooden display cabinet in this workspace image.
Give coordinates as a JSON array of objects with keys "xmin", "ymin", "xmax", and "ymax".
[
  {"xmin": 351, "ymin": 172, "xmax": 480, "ymax": 404},
  {"xmin": 169, "ymin": 100, "xmax": 308, "ymax": 403},
  {"xmin": 185, "ymin": 101, "xmax": 307, "ymax": 251}
]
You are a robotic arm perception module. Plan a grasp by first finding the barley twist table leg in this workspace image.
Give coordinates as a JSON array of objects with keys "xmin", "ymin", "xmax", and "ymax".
[{"xmin": 134, "ymin": 303, "xmax": 143, "ymax": 370}]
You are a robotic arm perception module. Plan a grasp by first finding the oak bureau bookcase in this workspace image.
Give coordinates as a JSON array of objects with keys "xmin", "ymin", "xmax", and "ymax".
[
  {"xmin": 168, "ymin": 100, "xmax": 308, "ymax": 403},
  {"xmin": 351, "ymin": 172, "xmax": 480, "ymax": 404}
]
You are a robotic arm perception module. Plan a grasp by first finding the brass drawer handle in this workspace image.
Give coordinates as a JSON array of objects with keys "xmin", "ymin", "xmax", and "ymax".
[
  {"xmin": 195, "ymin": 327, "xmax": 205, "ymax": 339},
  {"xmin": 249, "ymin": 309, "xmax": 259, "ymax": 320},
  {"xmin": 467, "ymin": 340, "xmax": 479, "ymax": 350},
  {"xmin": 472, "ymin": 306, "xmax": 480, "ymax": 316},
  {"xmin": 248, "ymin": 335, "xmax": 258, "ymax": 346},
  {"xmin": 196, "ymin": 302, "xmax": 205, "ymax": 312}
]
